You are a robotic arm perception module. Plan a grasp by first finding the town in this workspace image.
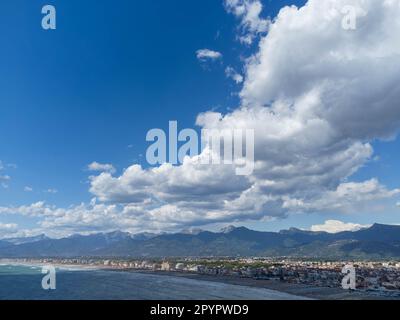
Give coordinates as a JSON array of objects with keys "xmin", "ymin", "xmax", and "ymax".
[{"xmin": 4, "ymin": 257, "xmax": 400, "ymax": 299}]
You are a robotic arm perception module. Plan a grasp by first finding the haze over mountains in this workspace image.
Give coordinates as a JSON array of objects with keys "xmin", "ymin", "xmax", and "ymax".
[{"xmin": 0, "ymin": 224, "xmax": 399, "ymax": 259}]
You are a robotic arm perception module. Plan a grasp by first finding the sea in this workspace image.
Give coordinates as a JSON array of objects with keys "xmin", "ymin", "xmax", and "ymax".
[{"xmin": 0, "ymin": 264, "xmax": 306, "ymax": 300}]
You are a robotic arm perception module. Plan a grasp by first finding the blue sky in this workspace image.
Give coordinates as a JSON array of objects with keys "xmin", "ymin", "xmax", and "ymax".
[
  {"xmin": 1, "ymin": 0, "xmax": 400, "ymax": 237},
  {"xmin": 0, "ymin": 0, "xmax": 235, "ymax": 201}
]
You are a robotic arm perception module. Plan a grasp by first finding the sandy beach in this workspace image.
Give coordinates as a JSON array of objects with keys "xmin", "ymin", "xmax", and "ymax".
[
  {"xmin": 130, "ymin": 270, "xmax": 390, "ymax": 300},
  {"xmin": 1, "ymin": 260, "xmax": 394, "ymax": 300}
]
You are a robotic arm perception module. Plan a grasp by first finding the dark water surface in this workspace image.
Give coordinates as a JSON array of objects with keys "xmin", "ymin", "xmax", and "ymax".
[{"xmin": 0, "ymin": 264, "xmax": 305, "ymax": 300}]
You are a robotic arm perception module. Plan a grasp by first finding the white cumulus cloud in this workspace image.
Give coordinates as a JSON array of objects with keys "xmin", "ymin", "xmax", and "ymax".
[
  {"xmin": 224, "ymin": 0, "xmax": 270, "ymax": 44},
  {"xmin": 311, "ymin": 220, "xmax": 370, "ymax": 233},
  {"xmin": 225, "ymin": 66, "xmax": 244, "ymax": 83},
  {"xmin": 2, "ymin": 0, "xmax": 400, "ymax": 236},
  {"xmin": 196, "ymin": 49, "xmax": 223, "ymax": 62},
  {"xmin": 0, "ymin": 223, "xmax": 18, "ymax": 238},
  {"xmin": 88, "ymin": 162, "xmax": 116, "ymax": 174},
  {"xmin": 82, "ymin": 0, "xmax": 400, "ymax": 232}
]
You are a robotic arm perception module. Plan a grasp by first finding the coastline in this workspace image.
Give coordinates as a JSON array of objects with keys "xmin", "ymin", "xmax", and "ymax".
[
  {"xmin": 126, "ymin": 270, "xmax": 389, "ymax": 300},
  {"xmin": 0, "ymin": 261, "xmax": 394, "ymax": 300},
  {"xmin": 0, "ymin": 259, "xmax": 101, "ymax": 272}
]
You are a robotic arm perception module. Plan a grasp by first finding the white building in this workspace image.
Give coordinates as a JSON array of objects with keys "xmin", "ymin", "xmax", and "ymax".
[
  {"xmin": 161, "ymin": 262, "xmax": 173, "ymax": 271},
  {"xmin": 175, "ymin": 263, "xmax": 185, "ymax": 271}
]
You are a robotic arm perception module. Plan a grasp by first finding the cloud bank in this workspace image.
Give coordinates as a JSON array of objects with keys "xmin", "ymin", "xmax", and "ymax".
[
  {"xmin": 83, "ymin": 0, "xmax": 400, "ymax": 233},
  {"xmin": 311, "ymin": 220, "xmax": 370, "ymax": 233},
  {"xmin": 2, "ymin": 0, "xmax": 400, "ymax": 237}
]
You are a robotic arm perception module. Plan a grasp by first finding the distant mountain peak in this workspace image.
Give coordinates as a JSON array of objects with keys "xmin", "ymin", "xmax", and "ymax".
[
  {"xmin": 2, "ymin": 223, "xmax": 400, "ymax": 259},
  {"xmin": 107, "ymin": 230, "xmax": 130, "ymax": 235},
  {"xmin": 180, "ymin": 228, "xmax": 203, "ymax": 235},
  {"xmin": 280, "ymin": 227, "xmax": 317, "ymax": 235},
  {"xmin": 288, "ymin": 227, "xmax": 304, "ymax": 232},
  {"xmin": 220, "ymin": 225, "xmax": 237, "ymax": 234},
  {"xmin": 3, "ymin": 234, "xmax": 49, "ymax": 245},
  {"xmin": 371, "ymin": 223, "xmax": 388, "ymax": 228},
  {"xmin": 131, "ymin": 232, "xmax": 159, "ymax": 240}
]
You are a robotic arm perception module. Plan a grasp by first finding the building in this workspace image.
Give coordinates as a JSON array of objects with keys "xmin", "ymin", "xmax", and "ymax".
[
  {"xmin": 175, "ymin": 263, "xmax": 185, "ymax": 271},
  {"xmin": 161, "ymin": 262, "xmax": 173, "ymax": 271}
]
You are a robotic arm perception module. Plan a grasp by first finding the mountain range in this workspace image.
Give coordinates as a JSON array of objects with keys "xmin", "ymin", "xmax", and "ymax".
[{"xmin": 0, "ymin": 224, "xmax": 400, "ymax": 259}]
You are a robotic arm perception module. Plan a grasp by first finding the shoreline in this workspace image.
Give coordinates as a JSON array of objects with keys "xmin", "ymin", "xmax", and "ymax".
[
  {"xmin": 0, "ymin": 260, "xmax": 101, "ymax": 272},
  {"xmin": 1, "ymin": 261, "xmax": 395, "ymax": 300},
  {"xmin": 126, "ymin": 270, "xmax": 391, "ymax": 300}
]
